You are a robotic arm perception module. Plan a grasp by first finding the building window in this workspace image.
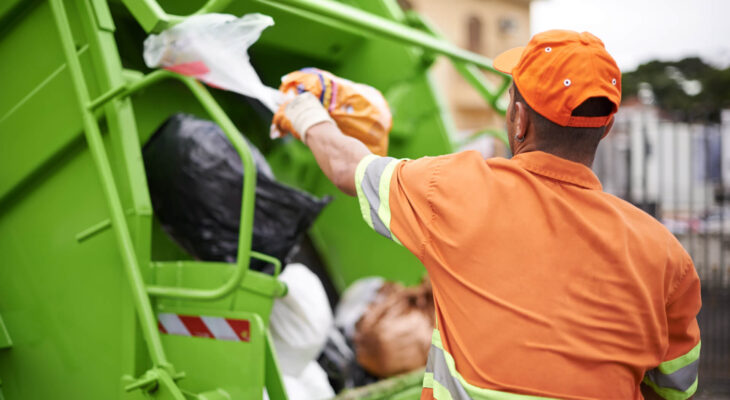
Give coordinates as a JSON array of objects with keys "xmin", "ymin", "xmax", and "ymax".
[
  {"xmin": 498, "ymin": 17, "xmax": 518, "ymax": 35},
  {"xmin": 467, "ymin": 15, "xmax": 483, "ymax": 52}
]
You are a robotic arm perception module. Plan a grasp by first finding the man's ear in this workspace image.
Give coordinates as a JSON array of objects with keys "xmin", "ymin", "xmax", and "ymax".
[
  {"xmin": 514, "ymin": 101, "xmax": 529, "ymax": 142},
  {"xmin": 601, "ymin": 116, "xmax": 615, "ymax": 139}
]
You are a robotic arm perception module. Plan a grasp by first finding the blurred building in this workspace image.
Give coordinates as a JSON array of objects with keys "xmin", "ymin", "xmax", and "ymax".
[
  {"xmin": 399, "ymin": 0, "xmax": 532, "ymax": 154},
  {"xmin": 594, "ymin": 102, "xmax": 728, "ymax": 216}
]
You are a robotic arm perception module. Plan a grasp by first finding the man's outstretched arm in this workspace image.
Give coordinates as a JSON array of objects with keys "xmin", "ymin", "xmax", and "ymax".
[
  {"xmin": 305, "ymin": 121, "xmax": 371, "ymax": 196},
  {"xmin": 276, "ymin": 92, "xmax": 437, "ymax": 253}
]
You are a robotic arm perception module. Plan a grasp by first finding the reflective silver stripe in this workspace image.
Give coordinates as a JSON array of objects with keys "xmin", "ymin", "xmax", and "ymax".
[
  {"xmin": 359, "ymin": 156, "xmax": 400, "ymax": 240},
  {"xmin": 377, "ymin": 159, "xmax": 401, "ymax": 244},
  {"xmin": 655, "ymin": 342, "xmax": 701, "ymax": 375},
  {"xmin": 427, "ymin": 345, "xmax": 472, "ymax": 400},
  {"xmin": 643, "ymin": 341, "xmax": 701, "ymax": 399},
  {"xmin": 646, "ymin": 359, "xmax": 699, "ymax": 392}
]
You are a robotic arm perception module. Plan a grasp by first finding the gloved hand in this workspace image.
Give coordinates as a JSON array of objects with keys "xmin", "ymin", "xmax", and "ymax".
[
  {"xmin": 270, "ymin": 68, "xmax": 392, "ymax": 156},
  {"xmin": 271, "ymin": 92, "xmax": 334, "ymax": 143}
]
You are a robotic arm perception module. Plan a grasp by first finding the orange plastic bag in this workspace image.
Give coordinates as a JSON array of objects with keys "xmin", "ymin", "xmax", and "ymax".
[
  {"xmin": 354, "ymin": 279, "xmax": 434, "ymax": 378},
  {"xmin": 271, "ymin": 68, "xmax": 392, "ymax": 156}
]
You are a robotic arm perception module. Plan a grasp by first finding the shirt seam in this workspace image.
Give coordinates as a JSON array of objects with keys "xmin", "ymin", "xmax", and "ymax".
[
  {"xmin": 666, "ymin": 255, "xmax": 692, "ymax": 304},
  {"xmin": 519, "ymin": 162, "xmax": 601, "ymax": 190},
  {"xmin": 421, "ymin": 158, "xmax": 442, "ymax": 260}
]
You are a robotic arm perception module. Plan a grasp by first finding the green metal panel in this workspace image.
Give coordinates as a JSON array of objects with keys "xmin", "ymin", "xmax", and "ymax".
[
  {"xmin": 0, "ymin": 133, "xmax": 131, "ymax": 399},
  {"xmin": 0, "ymin": 315, "xmax": 11, "ymax": 350},
  {"xmin": 0, "ymin": 0, "xmax": 27, "ymax": 24},
  {"xmin": 155, "ymin": 307, "xmax": 268, "ymax": 399},
  {"xmin": 334, "ymin": 369, "xmax": 424, "ymax": 400},
  {"xmin": 0, "ymin": 2, "xmax": 136, "ymax": 399},
  {"xmin": 154, "ymin": 262, "xmax": 286, "ymax": 327}
]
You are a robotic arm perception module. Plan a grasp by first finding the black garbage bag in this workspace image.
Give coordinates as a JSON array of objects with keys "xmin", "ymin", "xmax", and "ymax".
[
  {"xmin": 318, "ymin": 327, "xmax": 378, "ymax": 392},
  {"xmin": 143, "ymin": 113, "xmax": 330, "ymax": 272}
]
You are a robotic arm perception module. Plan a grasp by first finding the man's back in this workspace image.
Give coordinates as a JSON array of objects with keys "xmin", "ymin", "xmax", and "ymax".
[{"xmin": 375, "ymin": 150, "xmax": 702, "ymax": 399}]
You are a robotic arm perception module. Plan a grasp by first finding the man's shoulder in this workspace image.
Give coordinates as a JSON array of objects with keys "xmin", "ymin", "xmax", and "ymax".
[
  {"xmin": 412, "ymin": 151, "xmax": 523, "ymax": 175},
  {"xmin": 413, "ymin": 150, "xmax": 485, "ymax": 165},
  {"xmin": 408, "ymin": 151, "xmax": 522, "ymax": 175},
  {"xmin": 601, "ymin": 191, "xmax": 660, "ymax": 224},
  {"xmin": 403, "ymin": 150, "xmax": 490, "ymax": 180},
  {"xmin": 601, "ymin": 191, "xmax": 689, "ymax": 256}
]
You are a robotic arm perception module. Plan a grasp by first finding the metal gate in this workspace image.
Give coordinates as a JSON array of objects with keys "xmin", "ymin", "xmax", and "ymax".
[{"xmin": 594, "ymin": 106, "xmax": 730, "ymax": 396}]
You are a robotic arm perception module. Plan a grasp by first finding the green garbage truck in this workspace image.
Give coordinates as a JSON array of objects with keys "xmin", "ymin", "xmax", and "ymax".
[{"xmin": 0, "ymin": 0, "xmax": 509, "ymax": 398}]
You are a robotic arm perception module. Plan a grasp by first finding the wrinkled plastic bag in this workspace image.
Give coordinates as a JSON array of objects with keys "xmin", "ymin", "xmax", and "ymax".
[
  {"xmin": 334, "ymin": 277, "xmax": 384, "ymax": 340},
  {"xmin": 320, "ymin": 278, "xmax": 432, "ymax": 388},
  {"xmin": 264, "ymin": 361, "xmax": 334, "ymax": 400},
  {"xmin": 143, "ymin": 13, "xmax": 283, "ymax": 112},
  {"xmin": 282, "ymin": 362, "xmax": 335, "ymax": 400},
  {"xmin": 143, "ymin": 114, "xmax": 330, "ymax": 271},
  {"xmin": 354, "ymin": 279, "xmax": 434, "ymax": 378},
  {"xmin": 317, "ymin": 327, "xmax": 380, "ymax": 391},
  {"xmin": 270, "ymin": 263, "xmax": 333, "ymax": 377}
]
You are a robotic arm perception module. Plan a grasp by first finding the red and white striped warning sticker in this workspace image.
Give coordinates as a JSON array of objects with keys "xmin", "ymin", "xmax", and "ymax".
[{"xmin": 157, "ymin": 313, "xmax": 250, "ymax": 342}]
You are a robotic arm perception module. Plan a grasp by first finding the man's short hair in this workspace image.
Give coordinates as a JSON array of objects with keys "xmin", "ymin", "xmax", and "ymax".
[{"xmin": 511, "ymin": 85, "xmax": 613, "ymax": 157}]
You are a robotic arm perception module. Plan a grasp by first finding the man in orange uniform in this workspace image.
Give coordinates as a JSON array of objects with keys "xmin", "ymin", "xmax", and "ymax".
[{"xmin": 273, "ymin": 30, "xmax": 701, "ymax": 399}]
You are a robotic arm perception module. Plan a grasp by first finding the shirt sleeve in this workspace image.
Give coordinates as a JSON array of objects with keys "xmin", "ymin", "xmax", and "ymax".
[
  {"xmin": 354, "ymin": 155, "xmax": 439, "ymax": 258},
  {"xmin": 643, "ymin": 258, "xmax": 702, "ymax": 400}
]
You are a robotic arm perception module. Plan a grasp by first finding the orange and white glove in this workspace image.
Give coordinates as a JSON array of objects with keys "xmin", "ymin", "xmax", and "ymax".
[
  {"xmin": 271, "ymin": 92, "xmax": 334, "ymax": 143},
  {"xmin": 270, "ymin": 68, "xmax": 392, "ymax": 156}
]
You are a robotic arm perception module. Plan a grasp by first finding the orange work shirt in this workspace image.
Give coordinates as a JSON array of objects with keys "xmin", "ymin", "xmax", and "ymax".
[{"xmin": 354, "ymin": 150, "xmax": 701, "ymax": 400}]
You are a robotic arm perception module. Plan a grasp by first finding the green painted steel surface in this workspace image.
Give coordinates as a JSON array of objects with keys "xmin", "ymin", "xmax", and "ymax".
[
  {"xmin": 155, "ymin": 307, "xmax": 268, "ymax": 399},
  {"xmin": 0, "ymin": 316, "xmax": 11, "ymax": 350},
  {"xmin": 0, "ymin": 0, "xmax": 509, "ymax": 398},
  {"xmin": 2, "ymin": 1, "xmax": 148, "ymax": 398},
  {"xmin": 334, "ymin": 369, "xmax": 425, "ymax": 400}
]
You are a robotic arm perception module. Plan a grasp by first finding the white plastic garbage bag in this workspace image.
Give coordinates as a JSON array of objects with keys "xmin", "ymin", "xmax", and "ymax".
[
  {"xmin": 264, "ymin": 361, "xmax": 334, "ymax": 400},
  {"xmin": 143, "ymin": 13, "xmax": 283, "ymax": 112},
  {"xmin": 282, "ymin": 361, "xmax": 335, "ymax": 400},
  {"xmin": 269, "ymin": 263, "xmax": 333, "ymax": 377}
]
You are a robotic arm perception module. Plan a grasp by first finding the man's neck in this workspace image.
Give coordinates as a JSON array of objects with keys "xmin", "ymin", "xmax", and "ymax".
[
  {"xmin": 541, "ymin": 149, "xmax": 595, "ymax": 168},
  {"xmin": 515, "ymin": 148, "xmax": 595, "ymax": 168}
]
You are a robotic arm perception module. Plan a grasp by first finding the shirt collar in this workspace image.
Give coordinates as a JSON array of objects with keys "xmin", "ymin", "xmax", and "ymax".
[{"xmin": 511, "ymin": 151, "xmax": 602, "ymax": 191}]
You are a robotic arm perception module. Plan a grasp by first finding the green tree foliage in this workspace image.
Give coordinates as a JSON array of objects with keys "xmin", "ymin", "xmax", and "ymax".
[{"xmin": 621, "ymin": 57, "xmax": 730, "ymax": 122}]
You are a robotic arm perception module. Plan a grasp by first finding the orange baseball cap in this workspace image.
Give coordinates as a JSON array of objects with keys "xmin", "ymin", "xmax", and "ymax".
[{"xmin": 494, "ymin": 30, "xmax": 621, "ymax": 128}]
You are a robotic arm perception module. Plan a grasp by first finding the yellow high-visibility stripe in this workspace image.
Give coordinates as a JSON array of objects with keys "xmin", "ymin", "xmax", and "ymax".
[
  {"xmin": 355, "ymin": 154, "xmax": 379, "ymax": 229},
  {"xmin": 428, "ymin": 329, "xmax": 556, "ymax": 400},
  {"xmin": 657, "ymin": 342, "xmax": 701, "ymax": 375},
  {"xmin": 423, "ymin": 372, "xmax": 435, "ymax": 389}
]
